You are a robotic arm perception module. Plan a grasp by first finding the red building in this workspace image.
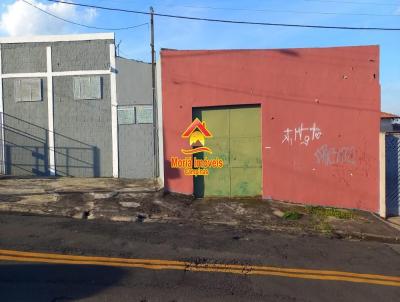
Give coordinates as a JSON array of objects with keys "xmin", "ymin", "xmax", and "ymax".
[{"xmin": 159, "ymin": 46, "xmax": 381, "ymax": 212}]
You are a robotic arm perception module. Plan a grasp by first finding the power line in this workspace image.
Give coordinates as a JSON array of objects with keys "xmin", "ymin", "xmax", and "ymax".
[
  {"xmin": 22, "ymin": 0, "xmax": 148, "ymax": 31},
  {"xmin": 46, "ymin": 0, "xmax": 149, "ymax": 16},
  {"xmin": 164, "ymin": 4, "xmax": 400, "ymax": 18},
  {"xmin": 99, "ymin": 0, "xmax": 400, "ymax": 16},
  {"xmin": 46, "ymin": 0, "xmax": 400, "ymax": 31},
  {"xmin": 91, "ymin": 0, "xmax": 400, "ymax": 8}
]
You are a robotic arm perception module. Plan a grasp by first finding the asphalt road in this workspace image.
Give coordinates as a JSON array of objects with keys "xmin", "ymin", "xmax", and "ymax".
[{"xmin": 0, "ymin": 213, "xmax": 399, "ymax": 301}]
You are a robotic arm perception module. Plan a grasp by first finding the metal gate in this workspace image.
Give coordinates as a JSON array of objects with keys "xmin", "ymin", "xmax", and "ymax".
[
  {"xmin": 386, "ymin": 133, "xmax": 400, "ymax": 216},
  {"xmin": 193, "ymin": 106, "xmax": 262, "ymax": 198}
]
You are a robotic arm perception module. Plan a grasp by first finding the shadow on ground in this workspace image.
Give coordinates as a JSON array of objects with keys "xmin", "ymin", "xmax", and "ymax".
[{"xmin": 0, "ymin": 263, "xmax": 127, "ymax": 301}]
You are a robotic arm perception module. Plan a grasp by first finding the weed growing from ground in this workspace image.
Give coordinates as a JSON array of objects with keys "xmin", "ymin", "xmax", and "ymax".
[
  {"xmin": 282, "ymin": 211, "xmax": 302, "ymax": 220},
  {"xmin": 306, "ymin": 206, "xmax": 354, "ymax": 220}
]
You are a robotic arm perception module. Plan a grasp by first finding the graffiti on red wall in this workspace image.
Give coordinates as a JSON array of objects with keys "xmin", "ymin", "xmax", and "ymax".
[
  {"xmin": 282, "ymin": 122, "xmax": 322, "ymax": 146},
  {"xmin": 314, "ymin": 144, "xmax": 356, "ymax": 166}
]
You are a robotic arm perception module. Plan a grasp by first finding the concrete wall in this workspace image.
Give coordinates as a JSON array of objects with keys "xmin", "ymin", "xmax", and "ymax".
[
  {"xmin": 52, "ymin": 40, "xmax": 113, "ymax": 72},
  {"xmin": 161, "ymin": 46, "xmax": 381, "ymax": 212},
  {"xmin": 116, "ymin": 57, "xmax": 154, "ymax": 178},
  {"xmin": 1, "ymin": 43, "xmax": 47, "ymax": 73},
  {"xmin": 116, "ymin": 57, "xmax": 152, "ymax": 105},
  {"xmin": 1, "ymin": 42, "xmax": 49, "ymax": 175},
  {"xmin": 53, "ymin": 75, "xmax": 112, "ymax": 177},
  {"xmin": 1, "ymin": 39, "xmax": 114, "ymax": 177},
  {"xmin": 2, "ymin": 77, "xmax": 49, "ymax": 176}
]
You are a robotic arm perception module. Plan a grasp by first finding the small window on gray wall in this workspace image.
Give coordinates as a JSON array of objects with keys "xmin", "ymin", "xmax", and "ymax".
[
  {"xmin": 15, "ymin": 78, "xmax": 42, "ymax": 102},
  {"xmin": 118, "ymin": 106, "xmax": 135, "ymax": 125},
  {"xmin": 136, "ymin": 105, "xmax": 153, "ymax": 124},
  {"xmin": 73, "ymin": 76, "xmax": 101, "ymax": 100}
]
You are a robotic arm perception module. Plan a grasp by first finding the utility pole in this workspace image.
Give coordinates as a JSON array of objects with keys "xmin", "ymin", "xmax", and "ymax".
[
  {"xmin": 116, "ymin": 40, "xmax": 121, "ymax": 56},
  {"xmin": 150, "ymin": 6, "xmax": 159, "ymax": 179}
]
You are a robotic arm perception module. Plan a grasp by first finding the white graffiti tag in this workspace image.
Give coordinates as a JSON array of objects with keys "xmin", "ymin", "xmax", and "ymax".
[
  {"xmin": 282, "ymin": 123, "xmax": 322, "ymax": 146},
  {"xmin": 314, "ymin": 145, "xmax": 356, "ymax": 166}
]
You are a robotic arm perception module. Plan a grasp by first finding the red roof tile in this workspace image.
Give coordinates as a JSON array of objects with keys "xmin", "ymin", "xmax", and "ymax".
[{"xmin": 381, "ymin": 112, "xmax": 399, "ymax": 119}]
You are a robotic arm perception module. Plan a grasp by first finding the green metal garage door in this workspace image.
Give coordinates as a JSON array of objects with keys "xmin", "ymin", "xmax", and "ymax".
[{"xmin": 193, "ymin": 106, "xmax": 262, "ymax": 197}]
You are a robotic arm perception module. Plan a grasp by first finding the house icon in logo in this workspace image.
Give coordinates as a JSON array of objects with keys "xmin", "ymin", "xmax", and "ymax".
[{"xmin": 181, "ymin": 118, "xmax": 213, "ymax": 155}]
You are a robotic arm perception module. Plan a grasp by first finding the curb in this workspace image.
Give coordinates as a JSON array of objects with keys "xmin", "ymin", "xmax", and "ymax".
[
  {"xmin": 372, "ymin": 213, "xmax": 400, "ymax": 232},
  {"xmin": 199, "ymin": 222, "xmax": 400, "ymax": 245},
  {"xmin": 333, "ymin": 230, "xmax": 400, "ymax": 244},
  {"xmin": 0, "ymin": 188, "xmax": 162, "ymax": 197},
  {"xmin": 1, "ymin": 206, "xmax": 400, "ymax": 245}
]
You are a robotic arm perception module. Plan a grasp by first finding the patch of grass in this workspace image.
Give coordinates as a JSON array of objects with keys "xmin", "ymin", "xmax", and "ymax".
[
  {"xmin": 306, "ymin": 206, "xmax": 354, "ymax": 220},
  {"xmin": 314, "ymin": 220, "xmax": 333, "ymax": 234},
  {"xmin": 282, "ymin": 211, "xmax": 302, "ymax": 220}
]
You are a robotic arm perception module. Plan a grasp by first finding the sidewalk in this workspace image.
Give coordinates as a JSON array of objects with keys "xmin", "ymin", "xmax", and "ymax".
[{"xmin": 0, "ymin": 177, "xmax": 399, "ymax": 243}]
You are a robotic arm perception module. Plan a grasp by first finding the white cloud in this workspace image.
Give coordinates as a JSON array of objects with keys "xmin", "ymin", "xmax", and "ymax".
[{"xmin": 0, "ymin": 0, "xmax": 97, "ymax": 36}]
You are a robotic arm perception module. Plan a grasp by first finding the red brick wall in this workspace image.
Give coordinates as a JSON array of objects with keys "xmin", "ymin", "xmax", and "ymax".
[{"xmin": 161, "ymin": 46, "xmax": 381, "ymax": 212}]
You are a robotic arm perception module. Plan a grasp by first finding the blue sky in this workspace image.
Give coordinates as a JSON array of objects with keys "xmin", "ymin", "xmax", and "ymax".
[{"xmin": 1, "ymin": 0, "xmax": 399, "ymax": 114}]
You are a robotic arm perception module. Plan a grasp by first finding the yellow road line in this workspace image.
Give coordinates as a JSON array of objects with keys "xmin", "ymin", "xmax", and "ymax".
[
  {"xmin": 0, "ymin": 249, "xmax": 184, "ymax": 265},
  {"xmin": 1, "ymin": 249, "xmax": 399, "ymax": 282},
  {"xmin": 0, "ymin": 255, "xmax": 185, "ymax": 270},
  {"xmin": 0, "ymin": 249, "xmax": 399, "ymax": 287}
]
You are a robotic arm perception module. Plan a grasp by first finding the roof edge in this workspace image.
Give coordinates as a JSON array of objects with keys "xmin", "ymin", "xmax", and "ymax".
[
  {"xmin": 381, "ymin": 111, "xmax": 400, "ymax": 119},
  {"xmin": 160, "ymin": 45, "xmax": 379, "ymax": 53},
  {"xmin": 116, "ymin": 56, "xmax": 151, "ymax": 65},
  {"xmin": 0, "ymin": 32, "xmax": 115, "ymax": 44}
]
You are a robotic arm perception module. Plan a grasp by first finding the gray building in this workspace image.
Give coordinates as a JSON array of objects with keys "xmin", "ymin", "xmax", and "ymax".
[
  {"xmin": 0, "ymin": 33, "xmax": 155, "ymax": 179},
  {"xmin": 381, "ymin": 112, "xmax": 400, "ymax": 132}
]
